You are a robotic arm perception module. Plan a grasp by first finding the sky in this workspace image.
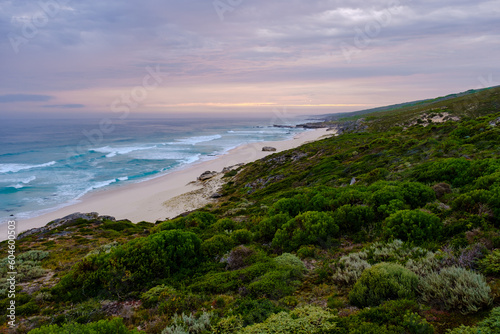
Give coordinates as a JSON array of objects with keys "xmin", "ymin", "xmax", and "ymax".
[{"xmin": 1, "ymin": 0, "xmax": 499, "ymax": 118}]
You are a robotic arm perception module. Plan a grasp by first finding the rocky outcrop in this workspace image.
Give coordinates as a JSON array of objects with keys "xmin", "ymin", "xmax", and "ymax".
[
  {"xmin": 17, "ymin": 212, "xmax": 116, "ymax": 240},
  {"xmin": 198, "ymin": 171, "xmax": 218, "ymax": 181},
  {"xmin": 222, "ymin": 163, "xmax": 244, "ymax": 173},
  {"xmin": 262, "ymin": 146, "xmax": 277, "ymax": 152}
]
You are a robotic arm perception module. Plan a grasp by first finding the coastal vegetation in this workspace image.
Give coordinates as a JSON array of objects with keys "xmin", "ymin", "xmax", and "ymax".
[{"xmin": 1, "ymin": 86, "xmax": 500, "ymax": 333}]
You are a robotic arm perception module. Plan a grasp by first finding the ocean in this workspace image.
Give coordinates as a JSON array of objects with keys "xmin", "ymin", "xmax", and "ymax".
[{"xmin": 0, "ymin": 116, "xmax": 310, "ymax": 224}]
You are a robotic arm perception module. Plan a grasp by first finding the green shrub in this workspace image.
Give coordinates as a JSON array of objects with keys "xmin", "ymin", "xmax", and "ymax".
[
  {"xmin": 446, "ymin": 325, "xmax": 478, "ymax": 334},
  {"xmin": 202, "ymin": 234, "xmax": 235, "ymax": 258},
  {"xmin": 400, "ymin": 182, "xmax": 436, "ymax": 209},
  {"xmin": 161, "ymin": 312, "xmax": 212, "ymax": 334},
  {"xmin": 446, "ymin": 307, "xmax": 500, "ymax": 333},
  {"xmin": 349, "ymin": 263, "xmax": 419, "ymax": 307},
  {"xmin": 53, "ymin": 230, "xmax": 202, "ymax": 300},
  {"xmin": 333, "ymin": 204, "xmax": 375, "ymax": 233},
  {"xmin": 272, "ymin": 211, "xmax": 339, "ymax": 251},
  {"xmin": 370, "ymin": 185, "xmax": 405, "ymax": 208},
  {"xmin": 476, "ymin": 307, "xmax": 500, "ymax": 333},
  {"xmin": 270, "ymin": 197, "xmax": 307, "ymax": 217},
  {"xmin": 247, "ymin": 270, "xmax": 300, "ymax": 299},
  {"xmin": 384, "ymin": 210, "xmax": 443, "ymax": 243},
  {"xmin": 238, "ymin": 305, "xmax": 337, "ymax": 334},
  {"xmin": 140, "ymin": 285, "xmax": 177, "ymax": 308},
  {"xmin": 297, "ymin": 245, "xmax": 316, "ymax": 259},
  {"xmin": 258, "ymin": 214, "xmax": 290, "ymax": 241},
  {"xmin": 231, "ymin": 229, "xmax": 253, "ymax": 244},
  {"xmin": 213, "ymin": 218, "xmax": 237, "ymax": 232},
  {"xmin": 213, "ymin": 315, "xmax": 243, "ymax": 334},
  {"xmin": 419, "ymin": 267, "xmax": 492, "ymax": 314},
  {"xmin": 233, "ymin": 298, "xmax": 284, "ymax": 326},
  {"xmin": 273, "ymin": 253, "xmax": 306, "ymax": 274},
  {"xmin": 452, "ymin": 190, "xmax": 493, "ymax": 214},
  {"xmin": 27, "ymin": 318, "xmax": 139, "ymax": 334}
]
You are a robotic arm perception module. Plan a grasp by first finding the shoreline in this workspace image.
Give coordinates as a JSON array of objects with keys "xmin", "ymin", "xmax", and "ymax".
[{"xmin": 0, "ymin": 128, "xmax": 333, "ymax": 240}]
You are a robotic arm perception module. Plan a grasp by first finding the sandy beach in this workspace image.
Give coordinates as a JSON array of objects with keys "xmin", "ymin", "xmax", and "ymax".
[{"xmin": 1, "ymin": 128, "xmax": 333, "ymax": 240}]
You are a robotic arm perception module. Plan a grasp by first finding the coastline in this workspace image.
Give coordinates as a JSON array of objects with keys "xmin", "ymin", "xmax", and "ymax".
[{"xmin": 0, "ymin": 128, "xmax": 333, "ymax": 240}]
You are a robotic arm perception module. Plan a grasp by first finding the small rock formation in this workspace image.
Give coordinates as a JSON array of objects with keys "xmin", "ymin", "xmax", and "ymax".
[
  {"xmin": 17, "ymin": 212, "xmax": 116, "ymax": 240},
  {"xmin": 210, "ymin": 192, "xmax": 223, "ymax": 199},
  {"xmin": 262, "ymin": 146, "xmax": 277, "ymax": 152},
  {"xmin": 222, "ymin": 163, "xmax": 244, "ymax": 173},
  {"xmin": 198, "ymin": 171, "xmax": 218, "ymax": 181},
  {"xmin": 350, "ymin": 177, "xmax": 356, "ymax": 186}
]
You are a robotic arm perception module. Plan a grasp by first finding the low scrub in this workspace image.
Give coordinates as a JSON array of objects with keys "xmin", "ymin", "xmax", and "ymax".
[{"xmin": 419, "ymin": 266, "xmax": 492, "ymax": 314}]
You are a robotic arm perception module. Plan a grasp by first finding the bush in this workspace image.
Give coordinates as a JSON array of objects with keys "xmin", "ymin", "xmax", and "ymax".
[
  {"xmin": 400, "ymin": 182, "xmax": 436, "ymax": 209},
  {"xmin": 233, "ymin": 298, "xmax": 284, "ymax": 326},
  {"xmin": 333, "ymin": 252, "xmax": 371, "ymax": 286},
  {"xmin": 53, "ymin": 230, "xmax": 202, "ymax": 300},
  {"xmin": 222, "ymin": 245, "xmax": 256, "ymax": 270},
  {"xmin": 27, "ymin": 318, "xmax": 139, "ymax": 334},
  {"xmin": 238, "ymin": 305, "xmax": 337, "ymax": 334},
  {"xmin": 352, "ymin": 299, "xmax": 434, "ymax": 334},
  {"xmin": 446, "ymin": 307, "xmax": 500, "ymax": 333},
  {"xmin": 419, "ymin": 267, "xmax": 492, "ymax": 314},
  {"xmin": 231, "ymin": 229, "xmax": 252, "ymax": 244},
  {"xmin": 384, "ymin": 210, "xmax": 443, "ymax": 243},
  {"xmin": 201, "ymin": 234, "xmax": 235, "ymax": 258},
  {"xmin": 272, "ymin": 211, "xmax": 339, "ymax": 251},
  {"xmin": 333, "ymin": 204, "xmax": 375, "ymax": 233},
  {"xmin": 476, "ymin": 307, "xmax": 500, "ymax": 333},
  {"xmin": 140, "ymin": 285, "xmax": 177, "ymax": 308},
  {"xmin": 270, "ymin": 197, "xmax": 307, "ymax": 217},
  {"xmin": 349, "ymin": 263, "xmax": 419, "ymax": 307},
  {"xmin": 258, "ymin": 214, "xmax": 290, "ymax": 241},
  {"xmin": 161, "ymin": 312, "xmax": 212, "ymax": 334},
  {"xmin": 213, "ymin": 315, "xmax": 243, "ymax": 334},
  {"xmin": 480, "ymin": 249, "xmax": 500, "ymax": 275}
]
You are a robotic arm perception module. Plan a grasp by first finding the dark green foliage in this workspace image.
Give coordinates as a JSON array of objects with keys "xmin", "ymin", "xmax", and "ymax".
[
  {"xmin": 384, "ymin": 210, "xmax": 443, "ymax": 243},
  {"xmin": 272, "ymin": 211, "xmax": 339, "ymax": 251},
  {"xmin": 452, "ymin": 189, "xmax": 494, "ymax": 214},
  {"xmin": 53, "ymin": 230, "xmax": 202, "ymax": 300},
  {"xmin": 349, "ymin": 263, "xmax": 419, "ymax": 307},
  {"xmin": 340, "ymin": 300, "xmax": 434, "ymax": 334},
  {"xmin": 479, "ymin": 250, "xmax": 500, "ymax": 276},
  {"xmin": 233, "ymin": 298, "xmax": 285, "ymax": 326},
  {"xmin": 202, "ymin": 234, "xmax": 235, "ymax": 258},
  {"xmin": 270, "ymin": 196, "xmax": 307, "ymax": 217},
  {"xmin": 333, "ymin": 204, "xmax": 375, "ymax": 233},
  {"xmin": 27, "ymin": 318, "xmax": 138, "ymax": 334},
  {"xmin": 231, "ymin": 229, "xmax": 253, "ymax": 244},
  {"xmin": 399, "ymin": 182, "xmax": 436, "ymax": 209},
  {"xmin": 247, "ymin": 253, "xmax": 306, "ymax": 299},
  {"xmin": 258, "ymin": 213, "xmax": 290, "ymax": 241}
]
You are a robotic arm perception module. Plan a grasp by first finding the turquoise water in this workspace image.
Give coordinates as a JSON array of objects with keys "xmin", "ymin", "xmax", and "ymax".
[{"xmin": 0, "ymin": 116, "xmax": 309, "ymax": 222}]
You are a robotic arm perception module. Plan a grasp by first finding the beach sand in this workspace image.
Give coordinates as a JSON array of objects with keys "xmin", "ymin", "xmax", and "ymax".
[{"xmin": 1, "ymin": 128, "xmax": 333, "ymax": 240}]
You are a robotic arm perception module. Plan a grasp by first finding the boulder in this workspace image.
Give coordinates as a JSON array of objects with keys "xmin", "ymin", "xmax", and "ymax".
[
  {"xmin": 198, "ymin": 171, "xmax": 218, "ymax": 181},
  {"xmin": 262, "ymin": 146, "xmax": 277, "ymax": 152}
]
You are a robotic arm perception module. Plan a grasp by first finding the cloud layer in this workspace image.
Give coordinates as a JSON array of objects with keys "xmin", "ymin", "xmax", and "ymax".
[{"xmin": 1, "ymin": 0, "xmax": 499, "ymax": 115}]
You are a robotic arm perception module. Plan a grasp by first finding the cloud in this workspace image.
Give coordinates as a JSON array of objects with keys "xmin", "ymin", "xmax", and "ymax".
[
  {"xmin": 0, "ymin": 94, "xmax": 53, "ymax": 103},
  {"xmin": 0, "ymin": 0, "xmax": 499, "ymax": 113},
  {"xmin": 42, "ymin": 104, "xmax": 85, "ymax": 108}
]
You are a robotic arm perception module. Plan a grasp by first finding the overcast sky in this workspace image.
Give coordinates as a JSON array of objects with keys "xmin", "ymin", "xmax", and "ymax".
[{"xmin": 1, "ymin": 0, "xmax": 499, "ymax": 117}]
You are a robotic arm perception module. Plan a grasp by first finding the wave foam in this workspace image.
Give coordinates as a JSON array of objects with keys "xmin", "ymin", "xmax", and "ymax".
[
  {"xmin": 92, "ymin": 145, "xmax": 156, "ymax": 158},
  {"xmin": 174, "ymin": 134, "xmax": 222, "ymax": 145},
  {"xmin": 0, "ymin": 161, "xmax": 56, "ymax": 174}
]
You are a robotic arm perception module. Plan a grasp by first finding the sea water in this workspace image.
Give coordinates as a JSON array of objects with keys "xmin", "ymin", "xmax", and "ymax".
[{"xmin": 0, "ymin": 116, "xmax": 309, "ymax": 223}]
